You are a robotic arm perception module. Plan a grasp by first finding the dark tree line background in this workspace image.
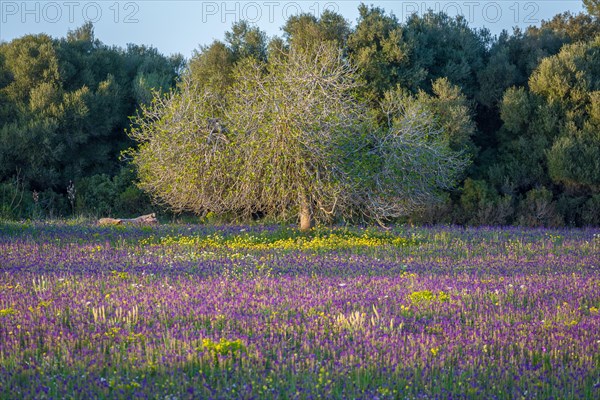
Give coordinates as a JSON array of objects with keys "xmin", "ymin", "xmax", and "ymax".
[
  {"xmin": 1, "ymin": 2, "xmax": 600, "ymax": 226},
  {"xmin": 0, "ymin": 23, "xmax": 183, "ymax": 218}
]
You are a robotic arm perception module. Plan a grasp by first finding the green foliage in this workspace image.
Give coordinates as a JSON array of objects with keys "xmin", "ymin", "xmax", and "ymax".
[
  {"xmin": 1, "ymin": 34, "xmax": 60, "ymax": 103},
  {"xmin": 225, "ymin": 21, "xmax": 268, "ymax": 61},
  {"xmin": 2, "ymin": 7, "xmax": 600, "ymax": 227},
  {"xmin": 36, "ymin": 189, "xmax": 69, "ymax": 218},
  {"xmin": 556, "ymin": 194, "xmax": 588, "ymax": 226},
  {"xmin": 383, "ymin": 78, "xmax": 477, "ymax": 153},
  {"xmin": 474, "ymin": 11, "xmax": 599, "ymax": 145},
  {"xmin": 0, "ymin": 23, "xmax": 180, "ymax": 219},
  {"xmin": 188, "ymin": 40, "xmax": 235, "ymax": 101},
  {"xmin": 348, "ymin": 7, "xmax": 489, "ymax": 101},
  {"xmin": 283, "ymin": 11, "xmax": 351, "ymax": 52},
  {"xmin": 0, "ymin": 178, "xmax": 28, "ymax": 219},
  {"xmin": 403, "ymin": 12, "xmax": 490, "ymax": 99},
  {"xmin": 477, "ymin": 43, "xmax": 519, "ymax": 108},
  {"xmin": 408, "ymin": 290, "xmax": 450, "ymax": 305},
  {"xmin": 409, "ymin": 192, "xmax": 453, "ymax": 225},
  {"xmin": 0, "ymin": 177, "xmax": 69, "ymax": 220},
  {"xmin": 188, "ymin": 21, "xmax": 267, "ymax": 100},
  {"xmin": 529, "ymin": 39, "xmax": 600, "ymax": 119},
  {"xmin": 584, "ymin": 0, "xmax": 600, "ymax": 18},
  {"xmin": 482, "ymin": 87, "xmax": 557, "ymax": 197},
  {"xmin": 113, "ymin": 169, "xmax": 153, "ymax": 216},
  {"xmin": 202, "ymin": 338, "xmax": 246, "ymax": 357},
  {"xmin": 499, "ymin": 87, "xmax": 535, "ymax": 134},
  {"xmin": 347, "ymin": 5, "xmax": 418, "ymax": 101},
  {"xmin": 458, "ymin": 179, "xmax": 513, "ymax": 225},
  {"xmin": 75, "ymin": 167, "xmax": 152, "ymax": 217},
  {"xmin": 582, "ymin": 194, "xmax": 600, "ymax": 225},
  {"xmin": 517, "ymin": 187, "xmax": 563, "ymax": 227},
  {"xmin": 529, "ymin": 37, "xmax": 600, "ymax": 192},
  {"xmin": 547, "ymin": 134, "xmax": 600, "ymax": 190},
  {"xmin": 131, "ymin": 42, "xmax": 467, "ymax": 227},
  {"xmin": 75, "ymin": 174, "xmax": 116, "ymax": 217},
  {"xmin": 133, "ymin": 44, "xmax": 370, "ymax": 224},
  {"xmin": 537, "ymin": 12, "xmax": 600, "ymax": 43}
]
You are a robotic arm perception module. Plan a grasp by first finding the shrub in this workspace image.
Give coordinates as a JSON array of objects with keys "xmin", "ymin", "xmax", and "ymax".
[
  {"xmin": 75, "ymin": 167, "xmax": 154, "ymax": 218},
  {"xmin": 0, "ymin": 180, "xmax": 29, "ymax": 219},
  {"xmin": 37, "ymin": 189, "xmax": 68, "ymax": 218},
  {"xmin": 582, "ymin": 194, "xmax": 600, "ymax": 226},
  {"xmin": 458, "ymin": 179, "xmax": 513, "ymax": 225},
  {"xmin": 75, "ymin": 174, "xmax": 116, "ymax": 217},
  {"xmin": 112, "ymin": 166, "xmax": 153, "ymax": 216},
  {"xmin": 409, "ymin": 193, "xmax": 453, "ymax": 225},
  {"xmin": 556, "ymin": 195, "xmax": 588, "ymax": 227},
  {"xmin": 516, "ymin": 187, "xmax": 563, "ymax": 227}
]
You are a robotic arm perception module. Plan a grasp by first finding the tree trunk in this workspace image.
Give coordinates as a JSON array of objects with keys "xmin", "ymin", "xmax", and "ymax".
[
  {"xmin": 98, "ymin": 213, "xmax": 158, "ymax": 226},
  {"xmin": 299, "ymin": 195, "xmax": 313, "ymax": 231}
]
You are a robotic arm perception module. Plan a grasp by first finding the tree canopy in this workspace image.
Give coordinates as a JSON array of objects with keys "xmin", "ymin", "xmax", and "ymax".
[
  {"xmin": 2, "ymin": 2, "xmax": 600, "ymax": 226},
  {"xmin": 0, "ymin": 23, "xmax": 182, "ymax": 217},
  {"xmin": 130, "ymin": 44, "xmax": 468, "ymax": 229}
]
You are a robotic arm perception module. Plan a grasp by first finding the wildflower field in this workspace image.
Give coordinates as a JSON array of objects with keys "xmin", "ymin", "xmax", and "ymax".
[{"xmin": 1, "ymin": 222, "xmax": 599, "ymax": 399}]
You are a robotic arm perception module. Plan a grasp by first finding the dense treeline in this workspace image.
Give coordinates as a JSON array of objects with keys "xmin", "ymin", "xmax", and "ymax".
[
  {"xmin": 0, "ymin": 23, "xmax": 183, "ymax": 218},
  {"xmin": 1, "ymin": 3, "xmax": 600, "ymax": 225}
]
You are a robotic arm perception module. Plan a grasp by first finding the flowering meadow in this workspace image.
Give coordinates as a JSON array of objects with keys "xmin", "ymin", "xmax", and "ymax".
[{"xmin": 1, "ymin": 222, "xmax": 599, "ymax": 399}]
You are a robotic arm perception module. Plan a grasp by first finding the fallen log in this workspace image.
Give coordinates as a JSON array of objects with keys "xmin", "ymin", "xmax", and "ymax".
[{"xmin": 98, "ymin": 213, "xmax": 158, "ymax": 226}]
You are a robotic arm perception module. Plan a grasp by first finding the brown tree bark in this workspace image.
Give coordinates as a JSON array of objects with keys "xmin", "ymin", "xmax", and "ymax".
[
  {"xmin": 98, "ymin": 213, "xmax": 157, "ymax": 226},
  {"xmin": 299, "ymin": 195, "xmax": 313, "ymax": 231}
]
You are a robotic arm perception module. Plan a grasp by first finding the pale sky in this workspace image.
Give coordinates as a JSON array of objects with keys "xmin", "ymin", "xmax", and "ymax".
[{"xmin": 0, "ymin": 1, "xmax": 586, "ymax": 58}]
